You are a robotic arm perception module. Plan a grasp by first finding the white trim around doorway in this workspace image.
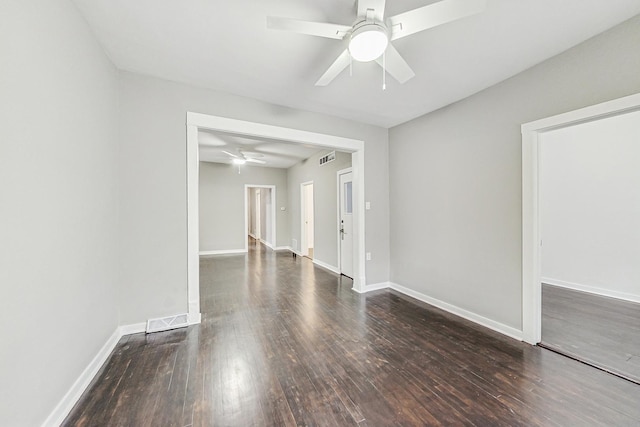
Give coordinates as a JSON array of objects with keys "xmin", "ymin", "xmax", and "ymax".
[
  {"xmin": 521, "ymin": 91, "xmax": 640, "ymax": 345},
  {"xmin": 186, "ymin": 112, "xmax": 367, "ymax": 323}
]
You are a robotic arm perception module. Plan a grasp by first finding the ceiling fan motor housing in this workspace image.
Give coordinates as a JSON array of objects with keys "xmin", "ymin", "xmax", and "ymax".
[{"xmin": 348, "ymin": 21, "xmax": 389, "ymax": 62}]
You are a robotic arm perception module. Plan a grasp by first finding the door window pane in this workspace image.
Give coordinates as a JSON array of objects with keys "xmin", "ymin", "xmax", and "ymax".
[{"xmin": 344, "ymin": 181, "xmax": 352, "ymax": 214}]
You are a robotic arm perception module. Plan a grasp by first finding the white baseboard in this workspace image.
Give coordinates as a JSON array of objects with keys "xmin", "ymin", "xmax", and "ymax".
[
  {"xmin": 312, "ymin": 258, "xmax": 340, "ymax": 275},
  {"xmin": 354, "ymin": 281, "xmax": 392, "ymax": 293},
  {"xmin": 188, "ymin": 312, "xmax": 202, "ymax": 325},
  {"xmin": 42, "ymin": 327, "xmax": 122, "ymax": 427},
  {"xmin": 188, "ymin": 301, "xmax": 202, "ymax": 325},
  {"xmin": 118, "ymin": 322, "xmax": 146, "ymax": 335},
  {"xmin": 388, "ymin": 282, "xmax": 523, "ymax": 341},
  {"xmin": 273, "ymin": 245, "xmax": 292, "ymax": 251},
  {"xmin": 542, "ymin": 277, "xmax": 640, "ymax": 304},
  {"xmin": 199, "ymin": 249, "xmax": 247, "ymax": 256},
  {"xmin": 352, "ymin": 281, "xmax": 522, "ymax": 341},
  {"xmin": 42, "ymin": 316, "xmax": 198, "ymax": 426},
  {"xmin": 248, "ymin": 233, "xmax": 257, "ymax": 239}
]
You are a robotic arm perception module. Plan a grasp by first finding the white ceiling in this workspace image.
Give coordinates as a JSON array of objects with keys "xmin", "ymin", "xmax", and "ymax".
[
  {"xmin": 198, "ymin": 130, "xmax": 322, "ymax": 168},
  {"xmin": 72, "ymin": 0, "xmax": 640, "ymax": 128}
]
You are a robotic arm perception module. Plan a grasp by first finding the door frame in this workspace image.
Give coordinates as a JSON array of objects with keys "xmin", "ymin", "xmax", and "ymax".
[
  {"xmin": 244, "ymin": 184, "xmax": 276, "ymax": 250},
  {"xmin": 187, "ymin": 112, "xmax": 367, "ymax": 323},
  {"xmin": 521, "ymin": 92, "xmax": 640, "ymax": 345},
  {"xmin": 336, "ymin": 167, "xmax": 353, "ymax": 275},
  {"xmin": 300, "ymin": 181, "xmax": 314, "ymax": 258}
]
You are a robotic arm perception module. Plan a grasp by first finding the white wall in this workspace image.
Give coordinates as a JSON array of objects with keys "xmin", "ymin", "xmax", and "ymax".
[
  {"xmin": 540, "ymin": 110, "xmax": 640, "ymax": 302},
  {"xmin": 288, "ymin": 151, "xmax": 352, "ymax": 269},
  {"xmin": 118, "ymin": 71, "xmax": 390, "ymax": 324},
  {"xmin": 389, "ymin": 15, "xmax": 640, "ymax": 331},
  {"xmin": 199, "ymin": 163, "xmax": 287, "ymax": 251},
  {"xmin": 0, "ymin": 1, "xmax": 119, "ymax": 425}
]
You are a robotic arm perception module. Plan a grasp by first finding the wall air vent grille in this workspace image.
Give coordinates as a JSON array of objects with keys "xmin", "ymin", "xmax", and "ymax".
[
  {"xmin": 146, "ymin": 313, "xmax": 189, "ymax": 334},
  {"xmin": 319, "ymin": 151, "xmax": 336, "ymax": 166}
]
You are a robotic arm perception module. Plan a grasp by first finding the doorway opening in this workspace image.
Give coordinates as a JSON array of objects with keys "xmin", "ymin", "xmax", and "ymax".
[
  {"xmin": 245, "ymin": 185, "xmax": 276, "ymax": 250},
  {"xmin": 521, "ymin": 92, "xmax": 640, "ymax": 350},
  {"xmin": 301, "ymin": 182, "xmax": 314, "ymax": 259},
  {"xmin": 536, "ymin": 109, "xmax": 640, "ymax": 383},
  {"xmin": 187, "ymin": 112, "xmax": 367, "ymax": 324}
]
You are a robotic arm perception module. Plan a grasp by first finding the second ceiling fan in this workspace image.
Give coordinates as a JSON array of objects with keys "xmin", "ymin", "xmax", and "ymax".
[
  {"xmin": 268, "ymin": 0, "xmax": 485, "ymax": 87},
  {"xmin": 222, "ymin": 149, "xmax": 266, "ymax": 165}
]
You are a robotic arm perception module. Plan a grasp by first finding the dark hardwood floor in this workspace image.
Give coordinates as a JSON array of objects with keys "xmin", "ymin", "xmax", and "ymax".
[
  {"xmin": 542, "ymin": 283, "xmax": 640, "ymax": 384},
  {"xmin": 63, "ymin": 241, "xmax": 640, "ymax": 426}
]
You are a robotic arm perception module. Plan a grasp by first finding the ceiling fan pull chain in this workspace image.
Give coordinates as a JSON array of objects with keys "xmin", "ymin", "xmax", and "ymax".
[{"xmin": 382, "ymin": 51, "xmax": 386, "ymax": 90}]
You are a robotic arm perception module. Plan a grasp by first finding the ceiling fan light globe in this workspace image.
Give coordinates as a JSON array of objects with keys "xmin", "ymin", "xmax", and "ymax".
[
  {"xmin": 349, "ymin": 25, "xmax": 388, "ymax": 62},
  {"xmin": 232, "ymin": 158, "xmax": 246, "ymax": 165}
]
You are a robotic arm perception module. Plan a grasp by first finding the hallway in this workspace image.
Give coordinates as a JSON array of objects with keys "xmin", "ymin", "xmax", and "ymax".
[{"xmin": 63, "ymin": 241, "xmax": 640, "ymax": 426}]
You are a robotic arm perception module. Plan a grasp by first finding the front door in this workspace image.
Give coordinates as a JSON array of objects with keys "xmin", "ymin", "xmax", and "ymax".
[{"xmin": 339, "ymin": 170, "xmax": 353, "ymax": 278}]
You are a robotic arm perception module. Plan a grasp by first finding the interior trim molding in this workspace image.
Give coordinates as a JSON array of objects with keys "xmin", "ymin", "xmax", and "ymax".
[
  {"xmin": 389, "ymin": 282, "xmax": 523, "ymax": 342},
  {"xmin": 199, "ymin": 249, "xmax": 247, "ymax": 256},
  {"xmin": 542, "ymin": 277, "xmax": 640, "ymax": 304},
  {"xmin": 355, "ymin": 281, "xmax": 392, "ymax": 293},
  {"xmin": 355, "ymin": 281, "xmax": 523, "ymax": 341},
  {"xmin": 187, "ymin": 112, "xmax": 367, "ymax": 306},
  {"xmin": 521, "ymin": 91, "xmax": 640, "ymax": 345},
  {"xmin": 312, "ymin": 258, "xmax": 340, "ymax": 275},
  {"xmin": 42, "ymin": 320, "xmax": 179, "ymax": 426},
  {"xmin": 119, "ymin": 322, "xmax": 146, "ymax": 335},
  {"xmin": 42, "ymin": 327, "xmax": 121, "ymax": 426}
]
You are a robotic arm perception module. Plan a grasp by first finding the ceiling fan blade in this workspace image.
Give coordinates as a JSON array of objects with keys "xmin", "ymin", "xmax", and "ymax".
[
  {"xmin": 315, "ymin": 49, "xmax": 351, "ymax": 86},
  {"xmin": 387, "ymin": 0, "xmax": 485, "ymax": 41},
  {"xmin": 375, "ymin": 44, "xmax": 415, "ymax": 84},
  {"xmin": 267, "ymin": 17, "xmax": 350, "ymax": 40},
  {"xmin": 241, "ymin": 151, "xmax": 264, "ymax": 158},
  {"xmin": 246, "ymin": 158, "xmax": 267, "ymax": 164},
  {"xmin": 357, "ymin": 0, "xmax": 386, "ymax": 21},
  {"xmin": 221, "ymin": 150, "xmax": 239, "ymax": 158}
]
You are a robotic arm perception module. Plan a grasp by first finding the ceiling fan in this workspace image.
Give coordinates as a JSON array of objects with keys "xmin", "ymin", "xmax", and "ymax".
[
  {"xmin": 267, "ymin": 0, "xmax": 485, "ymax": 87},
  {"xmin": 222, "ymin": 149, "xmax": 266, "ymax": 165}
]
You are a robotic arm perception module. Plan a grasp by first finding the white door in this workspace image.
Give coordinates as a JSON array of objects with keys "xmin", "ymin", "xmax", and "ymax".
[{"xmin": 339, "ymin": 170, "xmax": 354, "ymax": 278}]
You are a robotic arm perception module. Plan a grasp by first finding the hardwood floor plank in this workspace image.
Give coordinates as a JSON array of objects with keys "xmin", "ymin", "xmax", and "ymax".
[
  {"xmin": 63, "ymin": 239, "xmax": 640, "ymax": 426},
  {"xmin": 542, "ymin": 283, "xmax": 640, "ymax": 383}
]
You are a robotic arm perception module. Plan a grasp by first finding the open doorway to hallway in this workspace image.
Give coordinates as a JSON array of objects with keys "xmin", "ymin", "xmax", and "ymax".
[
  {"xmin": 246, "ymin": 185, "xmax": 276, "ymax": 250},
  {"xmin": 537, "ymin": 109, "xmax": 640, "ymax": 384},
  {"xmin": 187, "ymin": 112, "xmax": 367, "ymax": 322}
]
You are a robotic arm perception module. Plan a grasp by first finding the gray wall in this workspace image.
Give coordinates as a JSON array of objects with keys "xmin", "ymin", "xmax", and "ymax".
[
  {"xmin": 389, "ymin": 15, "xmax": 640, "ymax": 330},
  {"xmin": 288, "ymin": 151, "xmax": 352, "ymax": 269},
  {"xmin": 118, "ymin": 71, "xmax": 390, "ymax": 324},
  {"xmin": 0, "ymin": 0, "xmax": 119, "ymax": 425},
  {"xmin": 199, "ymin": 162, "xmax": 288, "ymax": 251}
]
